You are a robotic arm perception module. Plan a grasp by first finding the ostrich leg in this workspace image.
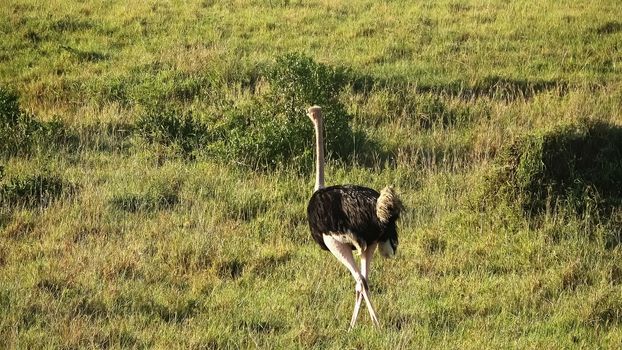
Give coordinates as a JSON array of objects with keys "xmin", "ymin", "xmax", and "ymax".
[
  {"xmin": 323, "ymin": 235, "xmax": 380, "ymax": 329},
  {"xmin": 350, "ymin": 291, "xmax": 363, "ymax": 329},
  {"xmin": 350, "ymin": 243, "xmax": 378, "ymax": 329}
]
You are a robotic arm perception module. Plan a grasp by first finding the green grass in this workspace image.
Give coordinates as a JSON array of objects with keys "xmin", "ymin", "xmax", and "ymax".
[{"xmin": 1, "ymin": 0, "xmax": 621, "ymax": 348}]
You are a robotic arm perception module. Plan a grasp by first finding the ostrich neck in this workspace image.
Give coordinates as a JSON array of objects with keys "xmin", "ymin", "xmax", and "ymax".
[{"xmin": 313, "ymin": 119, "xmax": 325, "ymax": 191}]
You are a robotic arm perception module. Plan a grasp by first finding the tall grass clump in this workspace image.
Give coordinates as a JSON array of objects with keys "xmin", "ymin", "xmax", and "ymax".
[
  {"xmin": 109, "ymin": 185, "xmax": 180, "ymax": 213},
  {"xmin": 0, "ymin": 171, "xmax": 74, "ymax": 208},
  {"xmin": 136, "ymin": 107, "xmax": 209, "ymax": 156},
  {"xmin": 486, "ymin": 119, "xmax": 622, "ymax": 215}
]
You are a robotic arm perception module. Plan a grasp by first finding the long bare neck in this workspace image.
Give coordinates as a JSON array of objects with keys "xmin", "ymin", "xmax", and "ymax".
[{"xmin": 313, "ymin": 118, "xmax": 325, "ymax": 191}]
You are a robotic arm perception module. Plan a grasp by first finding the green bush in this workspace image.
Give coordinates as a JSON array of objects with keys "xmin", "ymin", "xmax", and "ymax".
[
  {"xmin": 212, "ymin": 53, "xmax": 355, "ymax": 169},
  {"xmin": 210, "ymin": 103, "xmax": 314, "ymax": 169},
  {"xmin": 486, "ymin": 119, "xmax": 622, "ymax": 215},
  {"xmin": 134, "ymin": 55, "xmax": 361, "ymax": 169}
]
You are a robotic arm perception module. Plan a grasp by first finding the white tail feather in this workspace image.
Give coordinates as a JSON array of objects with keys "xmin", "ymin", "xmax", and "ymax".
[{"xmin": 376, "ymin": 186, "xmax": 403, "ymax": 224}]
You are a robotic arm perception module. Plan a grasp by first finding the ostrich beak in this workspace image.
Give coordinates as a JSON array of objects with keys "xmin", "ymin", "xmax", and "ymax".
[{"xmin": 307, "ymin": 105, "xmax": 322, "ymax": 122}]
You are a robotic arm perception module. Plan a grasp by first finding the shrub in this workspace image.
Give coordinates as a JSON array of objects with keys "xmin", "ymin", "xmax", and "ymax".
[
  {"xmin": 213, "ymin": 53, "xmax": 355, "ymax": 169},
  {"xmin": 211, "ymin": 104, "xmax": 314, "ymax": 169},
  {"xmin": 135, "ymin": 55, "xmax": 361, "ymax": 169},
  {"xmin": 485, "ymin": 119, "xmax": 622, "ymax": 215}
]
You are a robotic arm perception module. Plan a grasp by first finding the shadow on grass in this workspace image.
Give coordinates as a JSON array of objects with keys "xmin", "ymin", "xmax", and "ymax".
[
  {"xmin": 350, "ymin": 74, "xmax": 569, "ymax": 101},
  {"xmin": 495, "ymin": 120, "xmax": 622, "ymax": 212},
  {"xmin": 216, "ymin": 259, "xmax": 245, "ymax": 280},
  {"xmin": 2, "ymin": 86, "xmax": 134, "ymax": 156},
  {"xmin": 77, "ymin": 121, "xmax": 136, "ymax": 153},
  {"xmin": 110, "ymin": 294, "xmax": 200, "ymax": 324},
  {"xmin": 238, "ymin": 319, "xmax": 284, "ymax": 334},
  {"xmin": 584, "ymin": 291, "xmax": 622, "ymax": 329},
  {"xmin": 52, "ymin": 17, "xmax": 95, "ymax": 33},
  {"xmin": 485, "ymin": 119, "xmax": 622, "ymax": 248},
  {"xmin": 0, "ymin": 173, "xmax": 76, "ymax": 209},
  {"xmin": 595, "ymin": 21, "xmax": 622, "ymax": 35},
  {"xmin": 250, "ymin": 252, "xmax": 293, "ymax": 278},
  {"xmin": 110, "ymin": 191, "xmax": 179, "ymax": 213},
  {"xmin": 61, "ymin": 45, "xmax": 109, "ymax": 62}
]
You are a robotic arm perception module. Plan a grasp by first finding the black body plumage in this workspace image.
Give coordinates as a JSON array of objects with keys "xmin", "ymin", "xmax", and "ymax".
[{"xmin": 307, "ymin": 185, "xmax": 399, "ymax": 252}]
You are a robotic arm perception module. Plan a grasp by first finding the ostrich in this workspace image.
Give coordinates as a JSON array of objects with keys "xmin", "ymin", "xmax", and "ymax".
[{"xmin": 306, "ymin": 105, "xmax": 403, "ymax": 329}]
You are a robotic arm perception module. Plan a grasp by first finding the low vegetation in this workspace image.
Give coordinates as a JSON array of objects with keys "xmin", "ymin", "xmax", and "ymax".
[
  {"xmin": 1, "ymin": 0, "xmax": 621, "ymax": 348},
  {"xmin": 487, "ymin": 119, "xmax": 622, "ymax": 215}
]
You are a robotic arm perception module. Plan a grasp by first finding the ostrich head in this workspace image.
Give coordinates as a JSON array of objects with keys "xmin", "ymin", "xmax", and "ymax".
[{"xmin": 307, "ymin": 105, "xmax": 322, "ymax": 125}]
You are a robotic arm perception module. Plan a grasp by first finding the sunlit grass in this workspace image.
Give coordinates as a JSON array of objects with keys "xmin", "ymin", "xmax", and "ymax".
[{"xmin": 1, "ymin": 0, "xmax": 621, "ymax": 348}]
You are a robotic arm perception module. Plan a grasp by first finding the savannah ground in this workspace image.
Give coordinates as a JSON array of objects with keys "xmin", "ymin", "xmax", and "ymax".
[{"xmin": 1, "ymin": 0, "xmax": 621, "ymax": 348}]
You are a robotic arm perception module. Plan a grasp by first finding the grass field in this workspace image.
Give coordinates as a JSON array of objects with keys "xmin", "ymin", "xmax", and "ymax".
[{"xmin": 1, "ymin": 0, "xmax": 621, "ymax": 348}]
